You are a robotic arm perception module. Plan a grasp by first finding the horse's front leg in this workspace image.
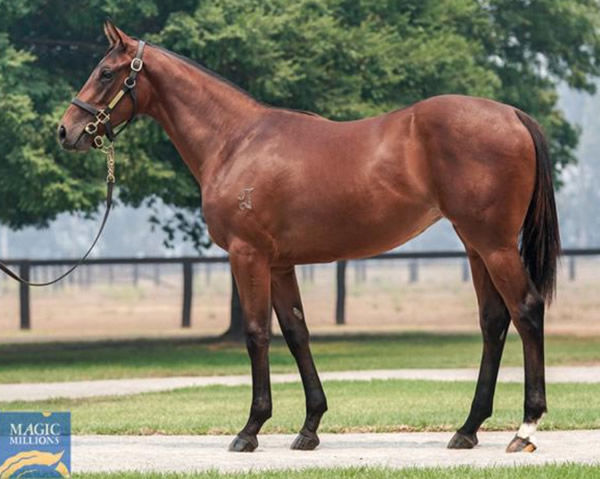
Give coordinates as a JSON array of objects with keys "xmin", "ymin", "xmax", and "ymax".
[{"xmin": 227, "ymin": 243, "xmax": 272, "ymax": 453}]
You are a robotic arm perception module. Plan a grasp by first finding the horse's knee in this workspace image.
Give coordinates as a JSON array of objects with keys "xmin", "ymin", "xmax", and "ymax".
[{"xmin": 245, "ymin": 323, "xmax": 270, "ymax": 351}]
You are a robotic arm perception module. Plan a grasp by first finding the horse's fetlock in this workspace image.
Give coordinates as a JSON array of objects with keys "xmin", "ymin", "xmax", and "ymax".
[
  {"xmin": 251, "ymin": 398, "xmax": 272, "ymax": 422},
  {"xmin": 471, "ymin": 399, "xmax": 493, "ymax": 421},
  {"xmin": 525, "ymin": 396, "xmax": 547, "ymax": 421},
  {"xmin": 307, "ymin": 393, "xmax": 328, "ymax": 416}
]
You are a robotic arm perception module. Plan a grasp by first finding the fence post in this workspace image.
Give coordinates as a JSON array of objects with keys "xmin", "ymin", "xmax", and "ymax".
[
  {"xmin": 360, "ymin": 261, "xmax": 367, "ymax": 282},
  {"xmin": 85, "ymin": 265, "xmax": 92, "ymax": 289},
  {"xmin": 462, "ymin": 259, "xmax": 470, "ymax": 282},
  {"xmin": 354, "ymin": 261, "xmax": 366, "ymax": 284},
  {"xmin": 19, "ymin": 262, "xmax": 30, "ymax": 330},
  {"xmin": 336, "ymin": 261, "xmax": 347, "ymax": 325},
  {"xmin": 182, "ymin": 260, "xmax": 193, "ymax": 328},
  {"xmin": 409, "ymin": 260, "xmax": 419, "ymax": 283},
  {"xmin": 569, "ymin": 255, "xmax": 576, "ymax": 281},
  {"xmin": 153, "ymin": 263, "xmax": 160, "ymax": 286},
  {"xmin": 302, "ymin": 265, "xmax": 315, "ymax": 283}
]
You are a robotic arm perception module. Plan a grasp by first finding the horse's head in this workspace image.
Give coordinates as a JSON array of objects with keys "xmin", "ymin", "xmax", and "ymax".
[{"xmin": 58, "ymin": 20, "xmax": 147, "ymax": 151}]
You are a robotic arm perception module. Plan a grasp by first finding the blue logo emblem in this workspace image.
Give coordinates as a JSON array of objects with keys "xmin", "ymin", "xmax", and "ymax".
[{"xmin": 0, "ymin": 412, "xmax": 70, "ymax": 478}]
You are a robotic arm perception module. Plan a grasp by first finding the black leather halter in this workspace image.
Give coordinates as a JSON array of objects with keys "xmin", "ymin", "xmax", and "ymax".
[
  {"xmin": 0, "ymin": 41, "xmax": 146, "ymax": 287},
  {"xmin": 72, "ymin": 40, "xmax": 145, "ymax": 148}
]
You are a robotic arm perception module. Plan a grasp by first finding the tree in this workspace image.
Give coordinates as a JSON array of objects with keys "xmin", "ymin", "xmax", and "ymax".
[
  {"xmin": 1, "ymin": 0, "xmax": 599, "ymax": 335},
  {"xmin": 558, "ymin": 85, "xmax": 600, "ymax": 247},
  {"xmin": 1, "ymin": 0, "xmax": 598, "ymax": 230}
]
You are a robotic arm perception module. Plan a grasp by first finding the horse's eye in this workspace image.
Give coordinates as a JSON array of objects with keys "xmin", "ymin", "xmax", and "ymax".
[{"xmin": 100, "ymin": 70, "xmax": 113, "ymax": 81}]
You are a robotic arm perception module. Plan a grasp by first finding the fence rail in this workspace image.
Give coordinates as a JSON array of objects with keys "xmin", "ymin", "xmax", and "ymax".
[{"xmin": 2, "ymin": 249, "xmax": 599, "ymax": 331}]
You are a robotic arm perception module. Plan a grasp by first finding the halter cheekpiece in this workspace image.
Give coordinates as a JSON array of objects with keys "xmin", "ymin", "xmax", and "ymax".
[
  {"xmin": 0, "ymin": 40, "xmax": 146, "ymax": 287},
  {"xmin": 71, "ymin": 40, "xmax": 146, "ymax": 150}
]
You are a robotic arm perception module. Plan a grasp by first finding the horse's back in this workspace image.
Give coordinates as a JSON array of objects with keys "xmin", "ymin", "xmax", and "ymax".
[{"xmin": 206, "ymin": 94, "xmax": 537, "ymax": 263}]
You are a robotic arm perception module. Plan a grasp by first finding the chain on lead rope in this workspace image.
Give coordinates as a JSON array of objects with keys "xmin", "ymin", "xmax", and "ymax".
[
  {"xmin": 104, "ymin": 143, "xmax": 116, "ymax": 184},
  {"xmin": 0, "ymin": 40, "xmax": 147, "ymax": 285}
]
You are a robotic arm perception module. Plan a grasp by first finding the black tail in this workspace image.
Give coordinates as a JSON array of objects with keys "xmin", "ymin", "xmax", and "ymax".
[{"xmin": 515, "ymin": 110, "xmax": 561, "ymax": 303}]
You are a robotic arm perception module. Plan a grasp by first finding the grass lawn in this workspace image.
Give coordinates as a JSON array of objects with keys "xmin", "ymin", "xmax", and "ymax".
[
  {"xmin": 74, "ymin": 465, "xmax": 600, "ymax": 479},
  {"xmin": 2, "ymin": 380, "xmax": 599, "ymax": 434},
  {"xmin": 1, "ymin": 333, "xmax": 599, "ymax": 383}
]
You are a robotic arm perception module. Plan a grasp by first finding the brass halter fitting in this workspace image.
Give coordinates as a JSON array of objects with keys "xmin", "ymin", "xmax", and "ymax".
[
  {"xmin": 85, "ymin": 109, "xmax": 112, "ymax": 147},
  {"xmin": 130, "ymin": 58, "xmax": 143, "ymax": 72},
  {"xmin": 71, "ymin": 40, "xmax": 145, "ymax": 188},
  {"xmin": 72, "ymin": 39, "xmax": 145, "ymax": 149}
]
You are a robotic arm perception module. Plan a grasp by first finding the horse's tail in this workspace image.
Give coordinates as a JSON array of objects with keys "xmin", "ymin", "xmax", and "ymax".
[{"xmin": 515, "ymin": 109, "xmax": 561, "ymax": 304}]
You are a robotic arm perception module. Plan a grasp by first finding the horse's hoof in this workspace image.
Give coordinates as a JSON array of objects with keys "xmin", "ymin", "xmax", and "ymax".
[
  {"xmin": 447, "ymin": 431, "xmax": 478, "ymax": 449},
  {"xmin": 290, "ymin": 430, "xmax": 320, "ymax": 450},
  {"xmin": 228, "ymin": 433, "xmax": 258, "ymax": 452},
  {"xmin": 506, "ymin": 435, "xmax": 537, "ymax": 453}
]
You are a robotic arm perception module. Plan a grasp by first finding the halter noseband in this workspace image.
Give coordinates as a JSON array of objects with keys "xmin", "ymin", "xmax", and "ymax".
[
  {"xmin": 0, "ymin": 40, "xmax": 147, "ymax": 287},
  {"xmin": 71, "ymin": 40, "xmax": 145, "ymax": 150}
]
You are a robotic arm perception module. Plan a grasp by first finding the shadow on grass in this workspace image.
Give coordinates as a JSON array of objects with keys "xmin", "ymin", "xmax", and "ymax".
[{"xmin": 0, "ymin": 332, "xmax": 598, "ymax": 384}]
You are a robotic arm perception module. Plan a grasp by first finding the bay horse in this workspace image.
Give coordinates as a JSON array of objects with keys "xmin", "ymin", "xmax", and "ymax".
[{"xmin": 58, "ymin": 21, "xmax": 560, "ymax": 454}]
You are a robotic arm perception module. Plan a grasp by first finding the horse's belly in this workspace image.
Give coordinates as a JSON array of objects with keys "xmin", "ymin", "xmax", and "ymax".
[{"xmin": 273, "ymin": 203, "xmax": 441, "ymax": 265}]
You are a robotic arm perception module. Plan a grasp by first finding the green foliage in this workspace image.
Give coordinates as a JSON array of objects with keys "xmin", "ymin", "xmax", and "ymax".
[
  {"xmin": 1, "ymin": 0, "xmax": 599, "ymax": 242},
  {"xmin": 0, "ymin": 31, "xmax": 105, "ymax": 228}
]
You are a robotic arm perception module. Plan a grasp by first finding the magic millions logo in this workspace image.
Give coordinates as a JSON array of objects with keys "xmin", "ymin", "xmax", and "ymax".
[{"xmin": 0, "ymin": 412, "xmax": 70, "ymax": 478}]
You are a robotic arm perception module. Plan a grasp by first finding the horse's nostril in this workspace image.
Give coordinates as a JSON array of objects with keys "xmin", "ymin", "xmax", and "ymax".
[{"xmin": 58, "ymin": 125, "xmax": 67, "ymax": 142}]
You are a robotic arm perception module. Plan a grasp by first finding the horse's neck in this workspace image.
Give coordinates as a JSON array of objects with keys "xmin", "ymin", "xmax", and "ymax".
[{"xmin": 142, "ymin": 47, "xmax": 263, "ymax": 185}]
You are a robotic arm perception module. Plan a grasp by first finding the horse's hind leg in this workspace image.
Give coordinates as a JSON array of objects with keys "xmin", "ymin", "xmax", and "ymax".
[
  {"xmin": 476, "ymin": 246, "xmax": 546, "ymax": 452},
  {"xmin": 272, "ymin": 266, "xmax": 327, "ymax": 450},
  {"xmin": 448, "ymin": 248, "xmax": 511, "ymax": 449}
]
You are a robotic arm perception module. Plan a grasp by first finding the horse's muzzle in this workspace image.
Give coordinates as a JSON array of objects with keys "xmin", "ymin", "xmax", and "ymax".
[{"xmin": 57, "ymin": 123, "xmax": 92, "ymax": 152}]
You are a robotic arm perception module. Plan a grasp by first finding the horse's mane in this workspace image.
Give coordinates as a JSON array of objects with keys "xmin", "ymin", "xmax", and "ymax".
[{"xmin": 150, "ymin": 42, "xmax": 319, "ymax": 118}]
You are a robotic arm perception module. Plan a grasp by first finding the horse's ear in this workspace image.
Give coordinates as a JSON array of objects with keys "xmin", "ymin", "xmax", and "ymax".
[{"xmin": 103, "ymin": 19, "xmax": 124, "ymax": 48}]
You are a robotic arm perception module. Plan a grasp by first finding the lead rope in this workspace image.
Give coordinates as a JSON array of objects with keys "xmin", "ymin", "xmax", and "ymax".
[
  {"xmin": 0, "ymin": 39, "xmax": 145, "ymax": 286},
  {"xmin": 0, "ymin": 147, "xmax": 116, "ymax": 287}
]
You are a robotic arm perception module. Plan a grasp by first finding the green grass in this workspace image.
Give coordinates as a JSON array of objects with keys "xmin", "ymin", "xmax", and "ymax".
[
  {"xmin": 3, "ymin": 380, "xmax": 599, "ymax": 434},
  {"xmin": 73, "ymin": 465, "xmax": 600, "ymax": 479},
  {"xmin": 1, "ymin": 333, "xmax": 599, "ymax": 383}
]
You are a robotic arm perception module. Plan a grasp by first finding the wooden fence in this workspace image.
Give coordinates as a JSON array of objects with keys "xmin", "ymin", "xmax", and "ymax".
[{"xmin": 1, "ymin": 249, "xmax": 598, "ymax": 331}]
